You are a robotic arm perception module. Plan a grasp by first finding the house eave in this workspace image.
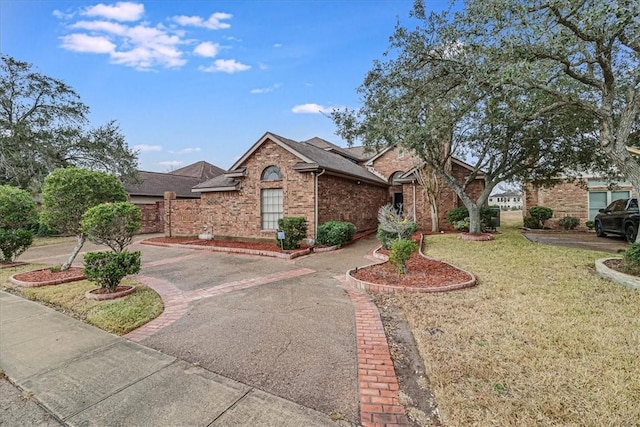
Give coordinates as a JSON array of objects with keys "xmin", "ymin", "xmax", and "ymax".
[{"xmin": 193, "ymin": 185, "xmax": 239, "ymax": 193}]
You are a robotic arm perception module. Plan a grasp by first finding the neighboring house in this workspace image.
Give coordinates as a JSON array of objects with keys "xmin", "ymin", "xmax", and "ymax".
[
  {"xmin": 164, "ymin": 132, "xmax": 486, "ymax": 240},
  {"xmin": 488, "ymin": 191, "xmax": 523, "ymax": 210},
  {"xmin": 124, "ymin": 161, "xmax": 224, "ymax": 233},
  {"xmin": 524, "ymin": 178, "xmax": 638, "ymax": 228}
]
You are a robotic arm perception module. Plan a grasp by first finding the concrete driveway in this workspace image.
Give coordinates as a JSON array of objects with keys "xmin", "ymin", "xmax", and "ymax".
[
  {"xmin": 17, "ymin": 234, "xmax": 382, "ymax": 425},
  {"xmin": 523, "ymin": 231, "xmax": 629, "ymax": 253}
]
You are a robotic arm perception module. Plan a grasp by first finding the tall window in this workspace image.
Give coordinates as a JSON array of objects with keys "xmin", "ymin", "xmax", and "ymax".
[
  {"xmin": 262, "ymin": 166, "xmax": 283, "ymax": 181},
  {"xmin": 261, "ymin": 188, "xmax": 283, "ymax": 230}
]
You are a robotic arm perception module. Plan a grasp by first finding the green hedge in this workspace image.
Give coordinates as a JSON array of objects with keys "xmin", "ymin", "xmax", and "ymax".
[
  {"xmin": 277, "ymin": 217, "xmax": 308, "ymax": 250},
  {"xmin": 83, "ymin": 250, "xmax": 141, "ymax": 292},
  {"xmin": 316, "ymin": 221, "xmax": 356, "ymax": 247}
]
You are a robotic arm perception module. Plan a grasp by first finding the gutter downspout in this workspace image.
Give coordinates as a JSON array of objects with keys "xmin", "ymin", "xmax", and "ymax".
[
  {"xmin": 412, "ymin": 180, "xmax": 417, "ymax": 222},
  {"xmin": 314, "ymin": 168, "xmax": 326, "ymax": 242}
]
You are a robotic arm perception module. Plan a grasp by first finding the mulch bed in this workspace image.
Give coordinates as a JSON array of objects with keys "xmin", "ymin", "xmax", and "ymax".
[
  {"xmin": 352, "ymin": 253, "xmax": 473, "ymax": 288},
  {"xmin": 11, "ymin": 267, "xmax": 85, "ymax": 286},
  {"xmin": 603, "ymin": 258, "xmax": 640, "ymax": 276}
]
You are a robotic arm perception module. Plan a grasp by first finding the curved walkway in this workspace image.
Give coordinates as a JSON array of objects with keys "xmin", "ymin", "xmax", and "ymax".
[{"xmin": 9, "ymin": 235, "xmax": 410, "ymax": 426}]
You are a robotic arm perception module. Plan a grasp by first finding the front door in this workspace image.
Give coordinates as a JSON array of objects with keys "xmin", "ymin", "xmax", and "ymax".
[{"xmin": 393, "ymin": 192, "xmax": 403, "ymax": 213}]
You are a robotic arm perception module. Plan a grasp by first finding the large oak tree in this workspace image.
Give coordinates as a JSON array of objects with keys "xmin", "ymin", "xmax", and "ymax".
[
  {"xmin": 0, "ymin": 55, "xmax": 138, "ymax": 192},
  {"xmin": 332, "ymin": 2, "xmax": 600, "ymax": 234}
]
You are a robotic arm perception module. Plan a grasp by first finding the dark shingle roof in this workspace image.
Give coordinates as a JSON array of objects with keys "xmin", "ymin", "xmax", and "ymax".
[
  {"xmin": 271, "ymin": 133, "xmax": 387, "ymax": 185},
  {"xmin": 302, "ymin": 137, "xmax": 363, "ymax": 162},
  {"xmin": 125, "ymin": 171, "xmax": 203, "ymax": 198},
  {"xmin": 192, "ymin": 174, "xmax": 239, "ymax": 191},
  {"xmin": 343, "ymin": 145, "xmax": 374, "ymax": 161},
  {"xmin": 169, "ymin": 161, "xmax": 225, "ymax": 180}
]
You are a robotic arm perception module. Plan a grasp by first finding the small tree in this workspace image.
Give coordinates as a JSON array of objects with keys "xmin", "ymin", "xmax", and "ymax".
[
  {"xmin": 82, "ymin": 202, "xmax": 142, "ymax": 252},
  {"xmin": 41, "ymin": 168, "xmax": 127, "ymax": 270},
  {"xmin": 0, "ymin": 185, "xmax": 38, "ymax": 262}
]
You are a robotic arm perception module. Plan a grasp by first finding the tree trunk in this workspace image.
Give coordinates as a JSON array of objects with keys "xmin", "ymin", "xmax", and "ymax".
[
  {"xmin": 61, "ymin": 233, "xmax": 86, "ymax": 271},
  {"xmin": 466, "ymin": 203, "xmax": 482, "ymax": 234},
  {"xmin": 428, "ymin": 194, "xmax": 440, "ymax": 232}
]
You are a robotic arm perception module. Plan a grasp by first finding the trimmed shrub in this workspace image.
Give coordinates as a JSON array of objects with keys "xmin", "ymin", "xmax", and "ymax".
[
  {"xmin": 316, "ymin": 221, "xmax": 356, "ymax": 247},
  {"xmin": 453, "ymin": 218, "xmax": 470, "ymax": 232},
  {"xmin": 523, "ymin": 216, "xmax": 538, "ymax": 229},
  {"xmin": 446, "ymin": 207, "xmax": 469, "ymax": 225},
  {"xmin": 82, "ymin": 202, "xmax": 142, "ymax": 252},
  {"xmin": 83, "ymin": 250, "xmax": 141, "ymax": 292},
  {"xmin": 446, "ymin": 206, "xmax": 495, "ymax": 232},
  {"xmin": 623, "ymin": 243, "xmax": 640, "ymax": 276},
  {"xmin": 0, "ymin": 185, "xmax": 39, "ymax": 230},
  {"xmin": 528, "ymin": 206, "xmax": 553, "ymax": 229},
  {"xmin": 277, "ymin": 217, "xmax": 308, "ymax": 250},
  {"xmin": 585, "ymin": 220, "xmax": 595, "ymax": 230},
  {"xmin": 0, "ymin": 229, "xmax": 34, "ymax": 262},
  {"xmin": 558, "ymin": 215, "xmax": 579, "ymax": 230},
  {"xmin": 389, "ymin": 238, "xmax": 418, "ymax": 274}
]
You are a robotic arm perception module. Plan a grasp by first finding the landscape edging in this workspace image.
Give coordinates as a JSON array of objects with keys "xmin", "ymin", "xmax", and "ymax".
[
  {"xmin": 595, "ymin": 258, "xmax": 640, "ymax": 290},
  {"xmin": 345, "ymin": 234, "xmax": 477, "ymax": 293}
]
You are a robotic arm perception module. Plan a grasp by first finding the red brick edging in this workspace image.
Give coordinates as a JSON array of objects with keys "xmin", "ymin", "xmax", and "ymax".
[
  {"xmin": 343, "ymin": 284, "xmax": 410, "ymax": 426},
  {"xmin": 125, "ymin": 268, "xmax": 316, "ymax": 342},
  {"xmin": 346, "ymin": 235, "xmax": 477, "ymax": 293},
  {"xmin": 9, "ymin": 268, "xmax": 86, "ymax": 287}
]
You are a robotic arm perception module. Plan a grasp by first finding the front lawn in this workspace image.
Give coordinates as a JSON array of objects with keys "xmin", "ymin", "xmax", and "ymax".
[
  {"xmin": 1, "ymin": 265, "xmax": 163, "ymax": 335},
  {"xmin": 397, "ymin": 224, "xmax": 640, "ymax": 425}
]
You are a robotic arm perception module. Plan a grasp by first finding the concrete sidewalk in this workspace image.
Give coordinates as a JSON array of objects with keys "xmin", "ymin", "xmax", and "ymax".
[{"xmin": 0, "ymin": 291, "xmax": 341, "ymax": 426}]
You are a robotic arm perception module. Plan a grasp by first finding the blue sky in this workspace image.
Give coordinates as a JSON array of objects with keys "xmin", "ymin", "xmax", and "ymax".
[{"xmin": 1, "ymin": 1, "xmax": 448, "ymax": 172}]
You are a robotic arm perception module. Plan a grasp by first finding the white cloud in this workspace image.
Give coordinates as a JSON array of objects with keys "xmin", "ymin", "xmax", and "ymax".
[
  {"xmin": 60, "ymin": 34, "xmax": 116, "ymax": 53},
  {"xmin": 291, "ymin": 103, "xmax": 335, "ymax": 114},
  {"xmin": 193, "ymin": 41, "xmax": 220, "ymax": 58},
  {"xmin": 158, "ymin": 160, "xmax": 183, "ymax": 167},
  {"xmin": 71, "ymin": 20, "xmax": 128, "ymax": 35},
  {"xmin": 169, "ymin": 147, "xmax": 201, "ymax": 154},
  {"xmin": 82, "ymin": 2, "xmax": 144, "ymax": 22},
  {"xmin": 250, "ymin": 83, "xmax": 281, "ymax": 94},
  {"xmin": 58, "ymin": 4, "xmax": 240, "ymax": 71},
  {"xmin": 133, "ymin": 144, "xmax": 163, "ymax": 152},
  {"xmin": 273, "ymin": 43, "xmax": 282, "ymax": 48},
  {"xmin": 53, "ymin": 9, "xmax": 75, "ymax": 19},
  {"xmin": 173, "ymin": 12, "xmax": 232, "ymax": 30},
  {"xmin": 199, "ymin": 59, "xmax": 250, "ymax": 73}
]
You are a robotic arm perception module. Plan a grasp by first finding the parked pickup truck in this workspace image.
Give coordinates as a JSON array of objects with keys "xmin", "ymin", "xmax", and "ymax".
[{"xmin": 594, "ymin": 198, "xmax": 640, "ymax": 243}]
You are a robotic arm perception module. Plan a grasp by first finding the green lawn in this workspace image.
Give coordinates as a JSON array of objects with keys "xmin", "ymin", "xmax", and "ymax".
[
  {"xmin": 397, "ymin": 220, "xmax": 640, "ymax": 425},
  {"xmin": 1, "ymin": 264, "xmax": 163, "ymax": 335}
]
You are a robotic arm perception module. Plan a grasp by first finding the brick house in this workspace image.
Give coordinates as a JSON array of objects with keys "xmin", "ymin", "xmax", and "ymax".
[
  {"xmin": 524, "ymin": 178, "xmax": 637, "ymax": 229},
  {"xmin": 362, "ymin": 145, "xmax": 485, "ymax": 231},
  {"xmin": 164, "ymin": 132, "xmax": 485, "ymax": 241},
  {"xmin": 124, "ymin": 161, "xmax": 224, "ymax": 233}
]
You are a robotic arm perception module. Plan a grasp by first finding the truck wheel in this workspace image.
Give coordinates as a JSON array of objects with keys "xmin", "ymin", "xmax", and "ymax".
[
  {"xmin": 625, "ymin": 224, "xmax": 637, "ymax": 243},
  {"xmin": 595, "ymin": 220, "xmax": 606, "ymax": 237}
]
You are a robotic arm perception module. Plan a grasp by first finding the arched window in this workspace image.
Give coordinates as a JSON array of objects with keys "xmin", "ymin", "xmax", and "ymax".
[{"xmin": 261, "ymin": 165, "xmax": 283, "ymax": 181}]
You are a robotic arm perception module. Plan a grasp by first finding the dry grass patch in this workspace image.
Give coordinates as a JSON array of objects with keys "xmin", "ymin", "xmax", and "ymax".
[
  {"xmin": 396, "ymin": 227, "xmax": 640, "ymax": 426},
  {"xmin": 1, "ymin": 265, "xmax": 163, "ymax": 335}
]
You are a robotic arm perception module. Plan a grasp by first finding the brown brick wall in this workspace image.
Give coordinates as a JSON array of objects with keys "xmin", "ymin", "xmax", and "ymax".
[
  {"xmin": 135, "ymin": 202, "xmax": 164, "ymax": 234},
  {"xmin": 317, "ymin": 174, "xmax": 389, "ymax": 232},
  {"xmin": 165, "ymin": 138, "xmax": 316, "ymax": 239}
]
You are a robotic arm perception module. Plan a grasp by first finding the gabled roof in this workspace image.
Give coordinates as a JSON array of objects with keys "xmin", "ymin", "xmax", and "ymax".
[
  {"xmin": 125, "ymin": 171, "xmax": 204, "ymax": 198},
  {"xmin": 303, "ymin": 137, "xmax": 363, "ymax": 162},
  {"xmin": 397, "ymin": 158, "xmax": 485, "ymax": 183},
  {"xmin": 196, "ymin": 132, "xmax": 388, "ymax": 192},
  {"xmin": 169, "ymin": 161, "xmax": 225, "ymax": 180},
  {"xmin": 343, "ymin": 145, "xmax": 375, "ymax": 161}
]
